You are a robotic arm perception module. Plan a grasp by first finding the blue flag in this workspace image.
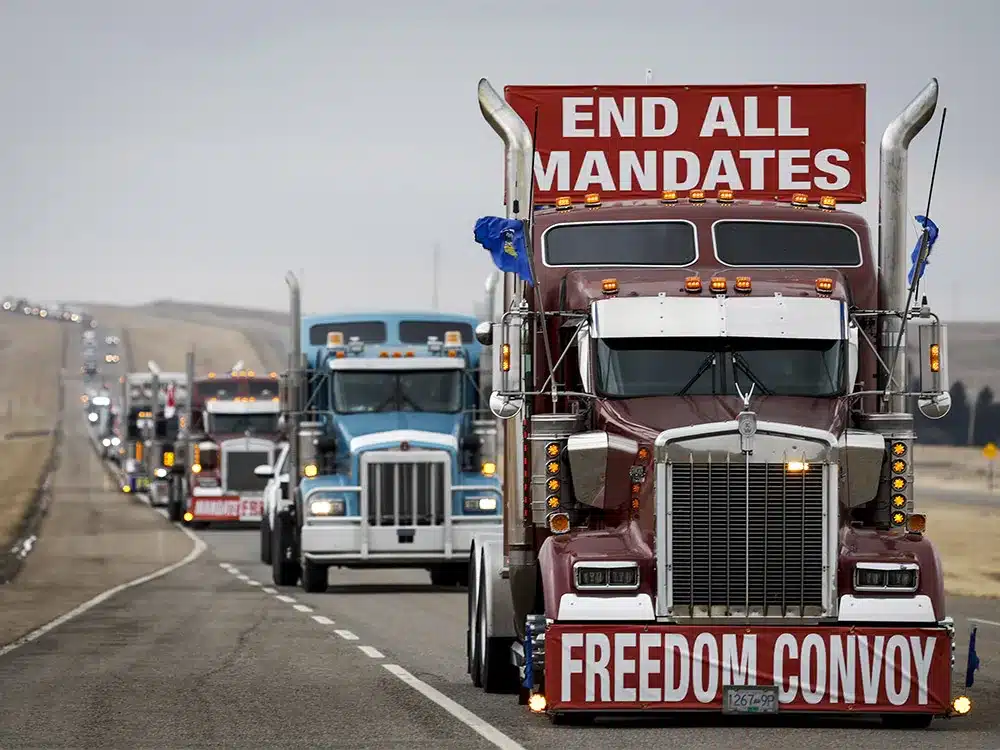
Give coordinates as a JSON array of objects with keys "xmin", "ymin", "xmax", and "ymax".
[
  {"xmin": 907, "ymin": 215, "xmax": 940, "ymax": 285},
  {"xmin": 474, "ymin": 216, "xmax": 534, "ymax": 286},
  {"xmin": 966, "ymin": 626, "xmax": 980, "ymax": 688}
]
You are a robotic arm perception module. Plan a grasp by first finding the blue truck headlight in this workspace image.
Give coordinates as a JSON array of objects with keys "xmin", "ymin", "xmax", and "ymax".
[
  {"xmin": 464, "ymin": 497, "xmax": 497, "ymax": 512},
  {"xmin": 310, "ymin": 498, "xmax": 346, "ymax": 516}
]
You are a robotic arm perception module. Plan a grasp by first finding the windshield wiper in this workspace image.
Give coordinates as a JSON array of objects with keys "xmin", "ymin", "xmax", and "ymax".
[
  {"xmin": 677, "ymin": 353, "xmax": 717, "ymax": 396},
  {"xmin": 731, "ymin": 352, "xmax": 773, "ymax": 396}
]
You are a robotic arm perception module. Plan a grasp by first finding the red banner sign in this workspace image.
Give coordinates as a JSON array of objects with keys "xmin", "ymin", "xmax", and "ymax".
[
  {"xmin": 546, "ymin": 624, "xmax": 949, "ymax": 712},
  {"xmin": 504, "ymin": 84, "xmax": 867, "ymax": 204},
  {"xmin": 190, "ymin": 497, "xmax": 263, "ymax": 521}
]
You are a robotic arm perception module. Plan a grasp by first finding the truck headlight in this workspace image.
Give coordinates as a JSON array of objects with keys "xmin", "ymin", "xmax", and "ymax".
[
  {"xmin": 154, "ymin": 468, "xmax": 168, "ymax": 478},
  {"xmin": 88, "ymin": 412, "xmax": 98, "ymax": 422},
  {"xmin": 111, "ymin": 436, "xmax": 121, "ymax": 446},
  {"xmin": 464, "ymin": 497, "xmax": 497, "ymax": 512},
  {"xmin": 102, "ymin": 438, "xmax": 111, "ymax": 447},
  {"xmin": 574, "ymin": 561, "xmax": 640, "ymax": 590},
  {"xmin": 310, "ymin": 498, "xmax": 345, "ymax": 516},
  {"xmin": 854, "ymin": 563, "xmax": 919, "ymax": 592}
]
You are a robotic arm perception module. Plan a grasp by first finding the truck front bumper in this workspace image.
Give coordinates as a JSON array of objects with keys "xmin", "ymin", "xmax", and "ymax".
[
  {"xmin": 532, "ymin": 620, "xmax": 968, "ymax": 717},
  {"xmin": 301, "ymin": 517, "xmax": 501, "ymax": 565}
]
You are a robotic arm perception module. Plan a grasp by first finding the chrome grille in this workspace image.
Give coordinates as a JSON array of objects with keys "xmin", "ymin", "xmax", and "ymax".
[
  {"xmin": 668, "ymin": 461, "xmax": 826, "ymax": 617},
  {"xmin": 364, "ymin": 454, "xmax": 448, "ymax": 527},
  {"xmin": 224, "ymin": 451, "xmax": 269, "ymax": 492}
]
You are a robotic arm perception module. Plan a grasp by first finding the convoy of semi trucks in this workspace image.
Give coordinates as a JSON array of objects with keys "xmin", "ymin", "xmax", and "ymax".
[{"xmin": 67, "ymin": 72, "xmax": 983, "ymax": 730}]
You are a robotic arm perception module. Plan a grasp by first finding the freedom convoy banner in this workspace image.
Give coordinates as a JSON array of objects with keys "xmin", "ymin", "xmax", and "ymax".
[
  {"xmin": 546, "ymin": 625, "xmax": 951, "ymax": 712},
  {"xmin": 504, "ymin": 83, "xmax": 867, "ymax": 204}
]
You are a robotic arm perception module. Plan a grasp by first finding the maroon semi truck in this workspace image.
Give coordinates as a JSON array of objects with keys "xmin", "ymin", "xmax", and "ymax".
[
  {"xmin": 167, "ymin": 362, "xmax": 283, "ymax": 525},
  {"xmin": 466, "ymin": 77, "xmax": 972, "ymax": 726}
]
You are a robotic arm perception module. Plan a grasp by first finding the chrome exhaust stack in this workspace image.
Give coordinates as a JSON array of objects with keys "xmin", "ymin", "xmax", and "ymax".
[
  {"xmin": 478, "ymin": 77, "xmax": 536, "ymax": 638},
  {"xmin": 877, "ymin": 78, "xmax": 938, "ymax": 412},
  {"xmin": 285, "ymin": 271, "xmax": 302, "ymax": 483}
]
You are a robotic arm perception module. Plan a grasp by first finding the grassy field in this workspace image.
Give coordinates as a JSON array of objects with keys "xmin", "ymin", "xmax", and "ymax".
[
  {"xmin": 0, "ymin": 317, "xmax": 64, "ymax": 545},
  {"xmin": 922, "ymin": 501, "xmax": 1000, "ymax": 598}
]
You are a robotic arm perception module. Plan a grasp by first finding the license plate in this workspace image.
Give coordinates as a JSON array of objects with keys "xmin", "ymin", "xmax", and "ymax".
[{"xmin": 722, "ymin": 685, "xmax": 779, "ymax": 715}]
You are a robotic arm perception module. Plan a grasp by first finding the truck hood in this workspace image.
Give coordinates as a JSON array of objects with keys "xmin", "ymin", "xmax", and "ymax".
[
  {"xmin": 333, "ymin": 412, "xmax": 462, "ymax": 453},
  {"xmin": 598, "ymin": 395, "xmax": 848, "ymax": 445}
]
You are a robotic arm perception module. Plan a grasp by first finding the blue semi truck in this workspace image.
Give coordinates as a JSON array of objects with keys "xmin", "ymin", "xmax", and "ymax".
[{"xmin": 262, "ymin": 284, "xmax": 501, "ymax": 593}]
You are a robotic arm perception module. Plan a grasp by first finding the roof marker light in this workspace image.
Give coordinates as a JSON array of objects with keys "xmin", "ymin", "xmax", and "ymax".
[
  {"xmin": 602, "ymin": 278, "xmax": 619, "ymax": 296},
  {"xmin": 689, "ymin": 189, "xmax": 706, "ymax": 204},
  {"xmin": 791, "ymin": 192, "xmax": 809, "ymax": 207},
  {"xmin": 815, "ymin": 277, "xmax": 834, "ymax": 294},
  {"xmin": 555, "ymin": 196, "xmax": 572, "ymax": 211},
  {"xmin": 717, "ymin": 189, "xmax": 735, "ymax": 204},
  {"xmin": 709, "ymin": 277, "xmax": 727, "ymax": 293},
  {"xmin": 583, "ymin": 193, "xmax": 601, "ymax": 208},
  {"xmin": 734, "ymin": 276, "xmax": 752, "ymax": 293},
  {"xmin": 660, "ymin": 190, "xmax": 678, "ymax": 204},
  {"xmin": 819, "ymin": 195, "xmax": 837, "ymax": 210},
  {"xmin": 684, "ymin": 276, "xmax": 702, "ymax": 293}
]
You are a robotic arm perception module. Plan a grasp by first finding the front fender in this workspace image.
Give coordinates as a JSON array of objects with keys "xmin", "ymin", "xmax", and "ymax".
[
  {"xmin": 838, "ymin": 526, "xmax": 946, "ymax": 620},
  {"xmin": 537, "ymin": 520, "xmax": 655, "ymax": 621}
]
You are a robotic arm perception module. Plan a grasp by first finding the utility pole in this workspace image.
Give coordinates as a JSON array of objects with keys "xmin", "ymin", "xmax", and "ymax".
[{"xmin": 432, "ymin": 243, "xmax": 440, "ymax": 311}]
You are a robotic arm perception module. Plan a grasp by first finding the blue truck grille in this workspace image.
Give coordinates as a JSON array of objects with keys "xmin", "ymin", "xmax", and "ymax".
[{"xmin": 364, "ymin": 458, "xmax": 447, "ymax": 526}]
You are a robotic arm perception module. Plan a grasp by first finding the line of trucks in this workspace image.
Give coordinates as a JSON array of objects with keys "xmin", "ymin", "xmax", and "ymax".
[{"xmin": 85, "ymin": 74, "xmax": 979, "ymax": 728}]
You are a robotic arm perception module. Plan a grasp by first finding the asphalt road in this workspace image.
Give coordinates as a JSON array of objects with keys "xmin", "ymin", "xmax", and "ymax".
[{"xmin": 0, "ymin": 327, "xmax": 997, "ymax": 748}]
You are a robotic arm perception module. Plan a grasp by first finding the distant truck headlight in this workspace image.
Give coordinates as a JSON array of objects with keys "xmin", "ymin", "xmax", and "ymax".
[
  {"xmin": 573, "ymin": 561, "xmax": 640, "ymax": 590},
  {"xmin": 854, "ymin": 563, "xmax": 919, "ymax": 592},
  {"xmin": 309, "ymin": 498, "xmax": 345, "ymax": 516},
  {"xmin": 464, "ymin": 496, "xmax": 497, "ymax": 512},
  {"xmin": 154, "ymin": 468, "xmax": 168, "ymax": 479},
  {"xmin": 102, "ymin": 438, "xmax": 111, "ymax": 447},
  {"xmin": 111, "ymin": 436, "xmax": 121, "ymax": 446},
  {"xmin": 88, "ymin": 412, "xmax": 98, "ymax": 422}
]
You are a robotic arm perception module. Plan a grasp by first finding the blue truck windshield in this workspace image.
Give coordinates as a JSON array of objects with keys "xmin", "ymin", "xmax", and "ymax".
[
  {"xmin": 332, "ymin": 371, "xmax": 462, "ymax": 414},
  {"xmin": 596, "ymin": 337, "xmax": 844, "ymax": 398}
]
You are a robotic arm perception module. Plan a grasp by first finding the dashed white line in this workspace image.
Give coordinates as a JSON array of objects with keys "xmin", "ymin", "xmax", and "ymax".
[
  {"xmin": 293, "ymin": 604, "xmax": 313, "ymax": 613},
  {"xmin": 246, "ymin": 580, "xmax": 262, "ymax": 587},
  {"xmin": 236, "ymin": 574, "xmax": 250, "ymax": 581},
  {"xmin": 969, "ymin": 617, "xmax": 1000, "ymax": 628},
  {"xmin": 312, "ymin": 615, "xmax": 335, "ymax": 625},
  {"xmin": 383, "ymin": 664, "xmax": 525, "ymax": 750},
  {"xmin": 358, "ymin": 645, "xmax": 384, "ymax": 659},
  {"xmin": 262, "ymin": 587, "xmax": 277, "ymax": 594},
  {"xmin": 219, "ymin": 563, "xmax": 235, "ymax": 571},
  {"xmin": 334, "ymin": 629, "xmax": 359, "ymax": 641},
  {"xmin": 275, "ymin": 594, "xmax": 296, "ymax": 603}
]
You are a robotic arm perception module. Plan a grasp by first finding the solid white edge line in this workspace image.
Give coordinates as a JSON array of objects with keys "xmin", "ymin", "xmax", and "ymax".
[
  {"xmin": 0, "ymin": 524, "xmax": 206, "ymax": 659},
  {"xmin": 334, "ymin": 629, "xmax": 359, "ymax": 641},
  {"xmin": 358, "ymin": 645, "xmax": 384, "ymax": 659},
  {"xmin": 969, "ymin": 617, "xmax": 1000, "ymax": 628},
  {"xmin": 293, "ymin": 604, "xmax": 313, "ymax": 612},
  {"xmin": 382, "ymin": 664, "xmax": 526, "ymax": 750},
  {"xmin": 312, "ymin": 615, "xmax": 334, "ymax": 625}
]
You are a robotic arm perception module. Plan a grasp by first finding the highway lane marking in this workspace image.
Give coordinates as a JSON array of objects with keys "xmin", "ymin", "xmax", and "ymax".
[
  {"xmin": 275, "ymin": 594, "xmax": 296, "ymax": 603},
  {"xmin": 293, "ymin": 603, "xmax": 314, "ymax": 613},
  {"xmin": 383, "ymin": 664, "xmax": 526, "ymax": 750},
  {"xmin": 236, "ymin": 574, "xmax": 250, "ymax": 581},
  {"xmin": 246, "ymin": 580, "xmax": 262, "ymax": 587},
  {"xmin": 970, "ymin": 617, "xmax": 1000, "ymax": 628},
  {"xmin": 262, "ymin": 587, "xmax": 277, "ymax": 594},
  {"xmin": 219, "ymin": 563, "xmax": 235, "ymax": 571},
  {"xmin": 312, "ymin": 615, "xmax": 335, "ymax": 625},
  {"xmin": 358, "ymin": 645, "xmax": 384, "ymax": 659},
  {"xmin": 335, "ymin": 629, "xmax": 360, "ymax": 641},
  {"xmin": 0, "ymin": 525, "xmax": 206, "ymax": 659}
]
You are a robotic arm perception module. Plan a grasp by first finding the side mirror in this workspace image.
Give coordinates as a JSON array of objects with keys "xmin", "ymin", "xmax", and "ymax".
[
  {"xmin": 475, "ymin": 321, "xmax": 493, "ymax": 347},
  {"xmin": 489, "ymin": 390, "xmax": 522, "ymax": 420},
  {"xmin": 254, "ymin": 464, "xmax": 274, "ymax": 478},
  {"xmin": 917, "ymin": 320, "xmax": 951, "ymax": 419}
]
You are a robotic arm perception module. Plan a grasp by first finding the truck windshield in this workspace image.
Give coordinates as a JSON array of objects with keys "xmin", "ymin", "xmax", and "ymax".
[
  {"xmin": 595, "ymin": 337, "xmax": 844, "ymax": 398},
  {"xmin": 247, "ymin": 380, "xmax": 279, "ymax": 400},
  {"xmin": 332, "ymin": 371, "xmax": 462, "ymax": 414},
  {"xmin": 207, "ymin": 413, "xmax": 279, "ymax": 434}
]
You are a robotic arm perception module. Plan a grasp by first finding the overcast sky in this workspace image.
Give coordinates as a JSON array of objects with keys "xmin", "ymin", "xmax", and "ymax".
[{"xmin": 1, "ymin": 0, "xmax": 997, "ymax": 320}]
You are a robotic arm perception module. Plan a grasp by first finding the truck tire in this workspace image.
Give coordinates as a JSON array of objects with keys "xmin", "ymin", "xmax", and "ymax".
[
  {"xmin": 301, "ymin": 560, "xmax": 328, "ymax": 593},
  {"xmin": 260, "ymin": 515, "xmax": 272, "ymax": 565},
  {"xmin": 468, "ymin": 551, "xmax": 481, "ymax": 686},
  {"xmin": 167, "ymin": 478, "xmax": 182, "ymax": 523},
  {"xmin": 476, "ymin": 575, "xmax": 518, "ymax": 694},
  {"xmin": 271, "ymin": 511, "xmax": 299, "ymax": 587}
]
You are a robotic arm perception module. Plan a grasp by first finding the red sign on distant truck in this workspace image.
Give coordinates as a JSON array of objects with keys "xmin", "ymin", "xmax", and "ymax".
[{"xmin": 504, "ymin": 84, "xmax": 867, "ymax": 204}]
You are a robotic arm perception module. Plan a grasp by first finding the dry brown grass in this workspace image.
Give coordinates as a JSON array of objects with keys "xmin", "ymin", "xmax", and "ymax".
[
  {"xmin": 921, "ymin": 500, "xmax": 1000, "ymax": 598},
  {"xmin": 89, "ymin": 307, "xmax": 275, "ymax": 373},
  {"xmin": 0, "ymin": 317, "xmax": 64, "ymax": 542}
]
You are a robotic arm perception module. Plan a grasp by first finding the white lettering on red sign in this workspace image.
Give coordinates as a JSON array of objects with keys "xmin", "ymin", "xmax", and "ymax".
[
  {"xmin": 505, "ymin": 85, "xmax": 867, "ymax": 201},
  {"xmin": 559, "ymin": 631, "xmax": 936, "ymax": 706},
  {"xmin": 195, "ymin": 499, "xmax": 240, "ymax": 517}
]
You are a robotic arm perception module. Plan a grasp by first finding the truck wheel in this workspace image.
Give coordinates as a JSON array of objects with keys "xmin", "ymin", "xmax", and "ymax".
[
  {"xmin": 477, "ymin": 575, "xmax": 518, "ymax": 694},
  {"xmin": 260, "ymin": 515, "xmax": 272, "ymax": 565},
  {"xmin": 301, "ymin": 561, "xmax": 328, "ymax": 593},
  {"xmin": 271, "ymin": 512, "xmax": 299, "ymax": 587},
  {"xmin": 468, "ymin": 552, "xmax": 481, "ymax": 686},
  {"xmin": 881, "ymin": 714, "xmax": 934, "ymax": 729}
]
